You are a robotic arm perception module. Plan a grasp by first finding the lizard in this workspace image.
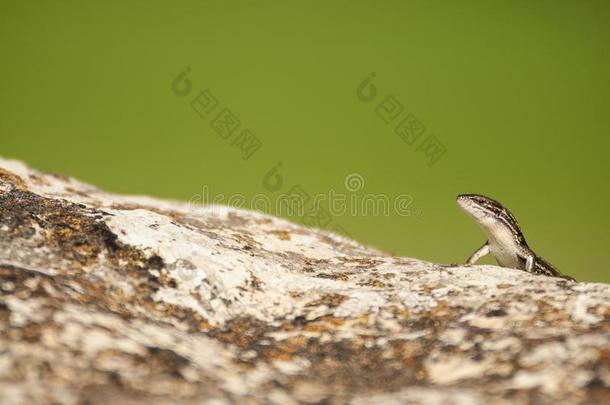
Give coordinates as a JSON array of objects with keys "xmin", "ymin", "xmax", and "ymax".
[{"xmin": 456, "ymin": 194, "xmax": 574, "ymax": 281}]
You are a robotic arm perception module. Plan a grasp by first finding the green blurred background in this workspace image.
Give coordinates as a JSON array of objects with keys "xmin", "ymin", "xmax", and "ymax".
[{"xmin": 1, "ymin": 1, "xmax": 608, "ymax": 282}]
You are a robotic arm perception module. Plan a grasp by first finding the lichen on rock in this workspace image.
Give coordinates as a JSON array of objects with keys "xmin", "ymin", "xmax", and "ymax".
[{"xmin": 0, "ymin": 157, "xmax": 608, "ymax": 404}]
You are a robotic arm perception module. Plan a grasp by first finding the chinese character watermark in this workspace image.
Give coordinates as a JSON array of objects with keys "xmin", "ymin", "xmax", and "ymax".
[
  {"xmin": 357, "ymin": 72, "xmax": 447, "ymax": 166},
  {"xmin": 172, "ymin": 67, "xmax": 263, "ymax": 161}
]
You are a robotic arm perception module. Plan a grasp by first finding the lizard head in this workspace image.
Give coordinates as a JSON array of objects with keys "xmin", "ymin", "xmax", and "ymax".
[
  {"xmin": 456, "ymin": 194, "xmax": 526, "ymax": 244},
  {"xmin": 457, "ymin": 194, "xmax": 503, "ymax": 220}
]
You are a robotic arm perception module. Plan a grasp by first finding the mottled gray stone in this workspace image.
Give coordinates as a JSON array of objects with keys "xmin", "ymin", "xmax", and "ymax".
[{"xmin": 0, "ymin": 158, "xmax": 608, "ymax": 405}]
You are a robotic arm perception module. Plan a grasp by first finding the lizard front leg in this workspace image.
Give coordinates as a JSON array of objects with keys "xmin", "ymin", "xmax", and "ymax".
[
  {"xmin": 525, "ymin": 254, "xmax": 534, "ymax": 272},
  {"xmin": 516, "ymin": 248, "xmax": 536, "ymax": 272},
  {"xmin": 466, "ymin": 242, "xmax": 490, "ymax": 264}
]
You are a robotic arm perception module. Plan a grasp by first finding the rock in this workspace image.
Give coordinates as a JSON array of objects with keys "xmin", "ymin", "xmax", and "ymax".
[{"xmin": 0, "ymin": 157, "xmax": 608, "ymax": 405}]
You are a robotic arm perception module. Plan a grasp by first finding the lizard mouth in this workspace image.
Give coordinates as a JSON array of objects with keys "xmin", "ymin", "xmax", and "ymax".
[
  {"xmin": 456, "ymin": 195, "xmax": 489, "ymax": 219},
  {"xmin": 456, "ymin": 195, "xmax": 475, "ymax": 210}
]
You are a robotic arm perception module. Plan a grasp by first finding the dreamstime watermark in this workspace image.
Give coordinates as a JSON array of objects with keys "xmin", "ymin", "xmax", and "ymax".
[
  {"xmin": 171, "ymin": 66, "xmax": 355, "ymax": 249},
  {"xmin": 357, "ymin": 72, "xmax": 447, "ymax": 166},
  {"xmin": 170, "ymin": 67, "xmax": 429, "ymax": 253},
  {"xmin": 171, "ymin": 67, "xmax": 263, "ymax": 160},
  {"xmin": 189, "ymin": 172, "xmax": 419, "ymax": 218}
]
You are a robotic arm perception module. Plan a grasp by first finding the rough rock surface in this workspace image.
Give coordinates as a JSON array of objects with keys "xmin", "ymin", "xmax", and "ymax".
[{"xmin": 0, "ymin": 157, "xmax": 608, "ymax": 405}]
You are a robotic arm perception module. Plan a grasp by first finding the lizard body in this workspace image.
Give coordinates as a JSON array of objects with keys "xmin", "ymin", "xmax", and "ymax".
[{"xmin": 457, "ymin": 194, "xmax": 574, "ymax": 281}]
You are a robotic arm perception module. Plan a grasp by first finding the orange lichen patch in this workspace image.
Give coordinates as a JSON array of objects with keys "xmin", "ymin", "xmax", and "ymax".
[
  {"xmin": 336, "ymin": 257, "xmax": 384, "ymax": 267},
  {"xmin": 523, "ymin": 300, "xmax": 571, "ymax": 326},
  {"xmin": 315, "ymin": 272, "xmax": 350, "ymax": 281},
  {"xmin": 0, "ymin": 168, "xmax": 26, "ymax": 189},
  {"xmin": 302, "ymin": 323, "xmax": 331, "ymax": 333},
  {"xmin": 300, "ymin": 316, "xmax": 346, "ymax": 333},
  {"xmin": 304, "ymin": 258, "xmax": 329, "ymax": 266},
  {"xmin": 208, "ymin": 317, "xmax": 270, "ymax": 349},
  {"xmin": 391, "ymin": 341, "xmax": 429, "ymax": 379},
  {"xmin": 428, "ymin": 300, "xmax": 452, "ymax": 318},
  {"xmin": 387, "ymin": 305, "xmax": 413, "ymax": 319},
  {"xmin": 20, "ymin": 322, "xmax": 45, "ymax": 343},
  {"xmin": 230, "ymin": 232, "xmax": 261, "ymax": 250},
  {"xmin": 597, "ymin": 349, "xmax": 610, "ymax": 364},
  {"xmin": 110, "ymin": 202, "xmax": 147, "ymax": 211},
  {"xmin": 0, "ymin": 189, "xmax": 179, "ymax": 327},
  {"xmin": 268, "ymin": 230, "xmax": 291, "ymax": 241},
  {"xmin": 596, "ymin": 306, "xmax": 610, "ymax": 316},
  {"xmin": 393, "ymin": 301, "xmax": 457, "ymax": 332},
  {"xmin": 48, "ymin": 172, "xmax": 71, "ymax": 182},
  {"xmin": 391, "ymin": 340, "xmax": 424, "ymax": 359},
  {"xmin": 418, "ymin": 284, "xmax": 439, "ymax": 295},
  {"xmin": 0, "ymin": 265, "xmax": 56, "ymax": 299},
  {"xmin": 206, "ymin": 315, "xmax": 429, "ymax": 392},
  {"xmin": 305, "ymin": 293, "xmax": 347, "ymax": 308},
  {"xmin": 154, "ymin": 302, "xmax": 211, "ymax": 330},
  {"xmin": 356, "ymin": 314, "xmax": 370, "ymax": 325},
  {"xmin": 284, "ymin": 335, "xmax": 309, "ymax": 348},
  {"xmin": 394, "ymin": 301, "xmax": 456, "ymax": 332},
  {"xmin": 276, "ymin": 315, "xmax": 346, "ymax": 335},
  {"xmin": 589, "ymin": 388, "xmax": 610, "ymax": 405},
  {"xmin": 249, "ymin": 274, "xmax": 264, "ymax": 290},
  {"xmin": 315, "ymin": 235, "xmax": 368, "ymax": 257},
  {"xmin": 64, "ymin": 187, "xmax": 91, "ymax": 198},
  {"xmin": 358, "ymin": 278, "xmax": 386, "ymax": 288},
  {"xmin": 414, "ymin": 368, "xmax": 428, "ymax": 381},
  {"xmin": 289, "ymin": 291, "xmax": 304, "ymax": 299},
  {"xmin": 497, "ymin": 283, "xmax": 513, "ymax": 289},
  {"xmin": 264, "ymin": 347, "xmax": 294, "ymax": 362},
  {"xmin": 0, "ymin": 189, "xmax": 144, "ymax": 269},
  {"xmin": 319, "ymin": 316, "xmax": 345, "ymax": 326},
  {"xmin": 279, "ymin": 319, "xmax": 300, "ymax": 332},
  {"xmin": 301, "ymin": 339, "xmax": 421, "ymax": 392},
  {"xmin": 27, "ymin": 173, "xmax": 48, "ymax": 186},
  {"xmin": 209, "ymin": 321, "xmax": 427, "ymax": 393},
  {"xmin": 0, "ymin": 262, "xmax": 160, "ymax": 326},
  {"xmin": 227, "ymin": 212, "xmax": 250, "ymax": 226}
]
